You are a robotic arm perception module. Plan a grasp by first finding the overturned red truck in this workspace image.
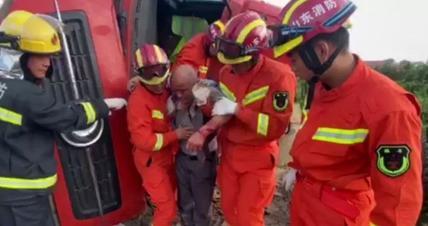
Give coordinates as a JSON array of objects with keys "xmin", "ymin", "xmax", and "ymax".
[{"xmin": 3, "ymin": 0, "xmax": 427, "ymax": 225}]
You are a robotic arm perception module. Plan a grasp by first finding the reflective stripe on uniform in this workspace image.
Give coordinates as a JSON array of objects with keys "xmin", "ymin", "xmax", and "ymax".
[
  {"xmin": 219, "ymin": 82, "xmax": 236, "ymax": 101},
  {"xmin": 0, "ymin": 107, "xmax": 22, "ymax": 126},
  {"xmin": 198, "ymin": 66, "xmax": 208, "ymax": 74},
  {"xmin": 0, "ymin": 174, "xmax": 57, "ymax": 189},
  {"xmin": 153, "ymin": 133, "xmax": 164, "ymax": 151},
  {"xmin": 312, "ymin": 127, "xmax": 369, "ymax": 145},
  {"xmin": 81, "ymin": 102, "xmax": 96, "ymax": 124},
  {"xmin": 257, "ymin": 113, "xmax": 269, "ymax": 136},
  {"xmin": 151, "ymin": 110, "xmax": 164, "ymax": 120},
  {"xmin": 242, "ymin": 85, "xmax": 269, "ymax": 106},
  {"xmin": 369, "ymin": 222, "xmax": 377, "ymax": 226}
]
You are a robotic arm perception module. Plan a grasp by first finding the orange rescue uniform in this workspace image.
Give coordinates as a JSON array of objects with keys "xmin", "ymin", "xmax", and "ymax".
[
  {"xmin": 173, "ymin": 33, "xmax": 223, "ymax": 81},
  {"xmin": 289, "ymin": 58, "xmax": 423, "ymax": 226},
  {"xmin": 127, "ymin": 83, "xmax": 178, "ymax": 226},
  {"xmin": 218, "ymin": 56, "xmax": 296, "ymax": 226}
]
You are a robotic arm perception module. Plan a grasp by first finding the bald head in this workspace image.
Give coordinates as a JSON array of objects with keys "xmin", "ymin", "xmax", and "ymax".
[
  {"xmin": 170, "ymin": 64, "xmax": 198, "ymax": 107},
  {"xmin": 171, "ymin": 64, "xmax": 198, "ymax": 87}
]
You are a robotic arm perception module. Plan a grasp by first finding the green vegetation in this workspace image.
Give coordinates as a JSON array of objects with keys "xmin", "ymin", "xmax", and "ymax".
[{"xmin": 376, "ymin": 60, "xmax": 428, "ymax": 131}]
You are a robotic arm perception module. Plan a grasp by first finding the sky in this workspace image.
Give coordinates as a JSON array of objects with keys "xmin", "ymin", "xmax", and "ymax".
[{"xmin": 264, "ymin": 0, "xmax": 428, "ymax": 62}]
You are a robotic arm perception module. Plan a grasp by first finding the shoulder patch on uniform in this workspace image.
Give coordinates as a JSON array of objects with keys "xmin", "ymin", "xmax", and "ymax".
[
  {"xmin": 376, "ymin": 145, "xmax": 411, "ymax": 177},
  {"xmin": 273, "ymin": 91, "xmax": 288, "ymax": 112}
]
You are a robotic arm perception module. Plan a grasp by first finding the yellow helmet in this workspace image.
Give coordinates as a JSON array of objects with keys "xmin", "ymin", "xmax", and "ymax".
[
  {"xmin": 0, "ymin": 10, "xmax": 33, "ymax": 36},
  {"xmin": 19, "ymin": 14, "xmax": 61, "ymax": 54}
]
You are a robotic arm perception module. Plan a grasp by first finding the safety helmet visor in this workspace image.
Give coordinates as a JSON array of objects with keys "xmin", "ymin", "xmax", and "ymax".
[
  {"xmin": 137, "ymin": 63, "xmax": 170, "ymax": 85},
  {"xmin": 268, "ymin": 24, "xmax": 312, "ymax": 48},
  {"xmin": 138, "ymin": 63, "xmax": 169, "ymax": 78},
  {"xmin": 215, "ymin": 37, "xmax": 247, "ymax": 59}
]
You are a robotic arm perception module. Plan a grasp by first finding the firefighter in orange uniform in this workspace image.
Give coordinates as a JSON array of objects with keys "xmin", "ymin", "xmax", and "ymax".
[
  {"xmin": 127, "ymin": 44, "xmax": 193, "ymax": 226},
  {"xmin": 188, "ymin": 12, "xmax": 296, "ymax": 226},
  {"xmin": 270, "ymin": 0, "xmax": 423, "ymax": 225},
  {"xmin": 173, "ymin": 20, "xmax": 225, "ymax": 81}
]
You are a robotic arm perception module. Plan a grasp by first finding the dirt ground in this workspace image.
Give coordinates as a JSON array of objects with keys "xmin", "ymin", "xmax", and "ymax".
[{"xmin": 123, "ymin": 189, "xmax": 290, "ymax": 226}]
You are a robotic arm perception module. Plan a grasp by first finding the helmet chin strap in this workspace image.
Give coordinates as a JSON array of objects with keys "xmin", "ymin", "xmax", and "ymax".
[{"xmin": 299, "ymin": 41, "xmax": 345, "ymax": 110}]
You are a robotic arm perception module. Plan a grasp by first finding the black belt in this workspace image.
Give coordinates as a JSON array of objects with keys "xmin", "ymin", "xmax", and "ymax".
[
  {"xmin": 180, "ymin": 151, "xmax": 216, "ymax": 161},
  {"xmin": 180, "ymin": 152, "xmax": 199, "ymax": 161}
]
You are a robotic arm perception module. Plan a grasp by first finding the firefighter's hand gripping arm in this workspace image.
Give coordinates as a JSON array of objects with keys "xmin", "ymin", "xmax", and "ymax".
[
  {"xmin": 281, "ymin": 167, "xmax": 297, "ymax": 192},
  {"xmin": 212, "ymin": 97, "xmax": 237, "ymax": 115},
  {"xmin": 368, "ymin": 106, "xmax": 423, "ymax": 226},
  {"xmin": 104, "ymin": 98, "xmax": 127, "ymax": 111},
  {"xmin": 127, "ymin": 76, "xmax": 140, "ymax": 92}
]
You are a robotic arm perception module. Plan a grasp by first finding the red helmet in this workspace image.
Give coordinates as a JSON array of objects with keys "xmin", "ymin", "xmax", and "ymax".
[
  {"xmin": 271, "ymin": 0, "xmax": 356, "ymax": 58},
  {"xmin": 134, "ymin": 44, "xmax": 170, "ymax": 85},
  {"xmin": 207, "ymin": 20, "xmax": 225, "ymax": 43},
  {"xmin": 216, "ymin": 11, "xmax": 269, "ymax": 65}
]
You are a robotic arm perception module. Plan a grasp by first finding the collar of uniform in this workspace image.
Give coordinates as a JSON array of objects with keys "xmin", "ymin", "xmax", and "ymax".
[
  {"xmin": 227, "ymin": 54, "xmax": 265, "ymax": 78},
  {"xmin": 317, "ymin": 55, "xmax": 366, "ymax": 102},
  {"xmin": 137, "ymin": 82, "xmax": 170, "ymax": 102},
  {"xmin": 248, "ymin": 55, "xmax": 265, "ymax": 78}
]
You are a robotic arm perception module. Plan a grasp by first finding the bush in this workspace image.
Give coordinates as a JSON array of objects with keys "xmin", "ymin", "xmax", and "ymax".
[{"xmin": 376, "ymin": 61, "xmax": 428, "ymax": 130}]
